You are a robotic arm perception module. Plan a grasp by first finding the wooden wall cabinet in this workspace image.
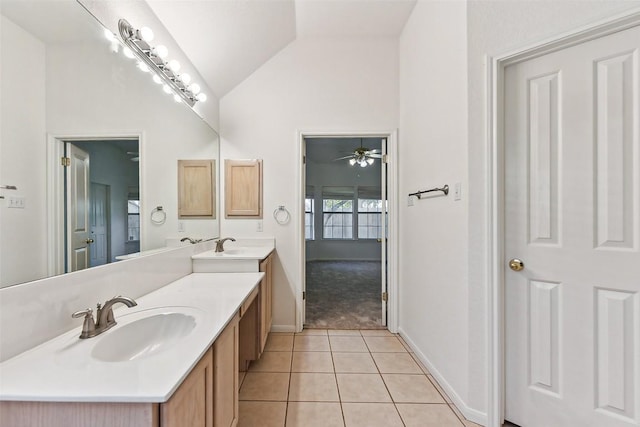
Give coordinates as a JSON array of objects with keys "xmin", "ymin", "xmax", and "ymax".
[
  {"xmin": 224, "ymin": 159, "xmax": 262, "ymax": 218},
  {"xmin": 178, "ymin": 159, "xmax": 216, "ymax": 218}
]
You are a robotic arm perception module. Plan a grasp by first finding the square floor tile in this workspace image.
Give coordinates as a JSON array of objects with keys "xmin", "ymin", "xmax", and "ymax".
[
  {"xmin": 336, "ymin": 373, "xmax": 391, "ymax": 402},
  {"xmin": 265, "ymin": 334, "xmax": 294, "ymax": 352},
  {"xmin": 396, "ymin": 403, "xmax": 463, "ymax": 426},
  {"xmin": 239, "ymin": 372, "xmax": 290, "ymax": 401},
  {"xmin": 291, "ymin": 351, "xmax": 334, "ymax": 373},
  {"xmin": 371, "ymin": 352, "xmax": 422, "ymax": 374},
  {"xmin": 294, "ymin": 335, "xmax": 330, "ymax": 351},
  {"xmin": 286, "ymin": 402, "xmax": 344, "ymax": 427},
  {"xmin": 328, "ymin": 329, "xmax": 361, "ymax": 336},
  {"xmin": 238, "ymin": 401, "xmax": 287, "ymax": 427},
  {"xmin": 429, "ymin": 375, "xmax": 453, "ymax": 403},
  {"xmin": 296, "ymin": 328, "xmax": 328, "ymax": 335},
  {"xmin": 342, "ymin": 403, "xmax": 403, "ymax": 427},
  {"xmin": 289, "ymin": 373, "xmax": 339, "ymax": 402},
  {"xmin": 382, "ymin": 374, "xmax": 444, "ymax": 403},
  {"xmin": 359, "ymin": 329, "xmax": 394, "ymax": 336},
  {"xmin": 332, "ymin": 352, "xmax": 378, "ymax": 373},
  {"xmin": 363, "ymin": 336, "xmax": 406, "ymax": 352},
  {"xmin": 329, "ymin": 336, "xmax": 368, "ymax": 352},
  {"xmin": 249, "ymin": 351, "xmax": 292, "ymax": 372}
]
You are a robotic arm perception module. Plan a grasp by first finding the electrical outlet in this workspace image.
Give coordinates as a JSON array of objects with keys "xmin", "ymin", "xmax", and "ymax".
[
  {"xmin": 7, "ymin": 196, "xmax": 25, "ymax": 209},
  {"xmin": 178, "ymin": 221, "xmax": 185, "ymax": 232},
  {"xmin": 407, "ymin": 195, "xmax": 414, "ymax": 207},
  {"xmin": 454, "ymin": 183, "xmax": 462, "ymax": 201},
  {"xmin": 257, "ymin": 220, "xmax": 263, "ymax": 232}
]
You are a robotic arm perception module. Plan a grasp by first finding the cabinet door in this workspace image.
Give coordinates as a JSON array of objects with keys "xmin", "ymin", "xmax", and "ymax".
[
  {"xmin": 214, "ymin": 313, "xmax": 239, "ymax": 427},
  {"xmin": 258, "ymin": 254, "xmax": 273, "ymax": 352},
  {"xmin": 224, "ymin": 159, "xmax": 262, "ymax": 218},
  {"xmin": 178, "ymin": 159, "xmax": 216, "ymax": 218},
  {"xmin": 161, "ymin": 347, "xmax": 213, "ymax": 427}
]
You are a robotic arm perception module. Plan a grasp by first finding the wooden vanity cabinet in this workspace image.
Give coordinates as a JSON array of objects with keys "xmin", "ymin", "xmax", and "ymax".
[
  {"xmin": 213, "ymin": 313, "xmax": 239, "ymax": 427},
  {"xmin": 161, "ymin": 347, "xmax": 214, "ymax": 427},
  {"xmin": 258, "ymin": 253, "xmax": 273, "ymax": 352}
]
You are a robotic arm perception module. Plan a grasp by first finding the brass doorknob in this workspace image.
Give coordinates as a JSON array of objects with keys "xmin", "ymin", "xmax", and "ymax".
[
  {"xmin": 85, "ymin": 238, "xmax": 94, "ymax": 244},
  {"xmin": 509, "ymin": 258, "xmax": 524, "ymax": 271}
]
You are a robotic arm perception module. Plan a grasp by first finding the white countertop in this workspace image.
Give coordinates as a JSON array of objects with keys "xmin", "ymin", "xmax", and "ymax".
[
  {"xmin": 191, "ymin": 246, "xmax": 274, "ymax": 260},
  {"xmin": 0, "ymin": 273, "xmax": 263, "ymax": 403}
]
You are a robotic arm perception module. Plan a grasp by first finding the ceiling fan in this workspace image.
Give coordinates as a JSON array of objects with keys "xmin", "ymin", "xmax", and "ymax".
[
  {"xmin": 127, "ymin": 151, "xmax": 139, "ymax": 162},
  {"xmin": 334, "ymin": 139, "xmax": 382, "ymax": 167}
]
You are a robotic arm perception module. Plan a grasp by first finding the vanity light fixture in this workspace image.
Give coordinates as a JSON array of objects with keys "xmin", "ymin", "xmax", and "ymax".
[{"xmin": 116, "ymin": 19, "xmax": 206, "ymax": 107}]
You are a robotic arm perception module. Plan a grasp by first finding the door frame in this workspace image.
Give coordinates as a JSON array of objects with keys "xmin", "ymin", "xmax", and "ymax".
[
  {"xmin": 46, "ymin": 132, "xmax": 143, "ymax": 277},
  {"xmin": 296, "ymin": 130, "xmax": 399, "ymax": 333},
  {"xmin": 486, "ymin": 8, "xmax": 640, "ymax": 427}
]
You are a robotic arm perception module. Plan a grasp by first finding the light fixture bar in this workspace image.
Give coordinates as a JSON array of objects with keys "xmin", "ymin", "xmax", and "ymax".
[{"xmin": 118, "ymin": 19, "xmax": 198, "ymax": 107}]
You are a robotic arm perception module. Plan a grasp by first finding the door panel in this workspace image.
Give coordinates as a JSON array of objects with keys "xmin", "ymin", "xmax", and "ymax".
[
  {"xmin": 90, "ymin": 182, "xmax": 108, "ymax": 267},
  {"xmin": 505, "ymin": 25, "xmax": 640, "ymax": 427},
  {"xmin": 66, "ymin": 144, "xmax": 90, "ymax": 273}
]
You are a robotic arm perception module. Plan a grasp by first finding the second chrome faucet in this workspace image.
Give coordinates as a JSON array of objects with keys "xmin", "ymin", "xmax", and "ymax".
[{"xmin": 72, "ymin": 296, "xmax": 137, "ymax": 339}]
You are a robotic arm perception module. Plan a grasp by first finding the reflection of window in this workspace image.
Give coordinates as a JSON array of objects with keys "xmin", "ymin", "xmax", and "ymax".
[
  {"xmin": 127, "ymin": 199, "xmax": 140, "ymax": 242},
  {"xmin": 358, "ymin": 199, "xmax": 383, "ymax": 239},
  {"xmin": 305, "ymin": 198, "xmax": 315, "ymax": 240}
]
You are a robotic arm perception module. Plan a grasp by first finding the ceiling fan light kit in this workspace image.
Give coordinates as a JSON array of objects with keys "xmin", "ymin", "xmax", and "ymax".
[{"xmin": 335, "ymin": 138, "xmax": 382, "ymax": 168}]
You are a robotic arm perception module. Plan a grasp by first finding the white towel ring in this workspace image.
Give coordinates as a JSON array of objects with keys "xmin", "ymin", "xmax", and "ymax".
[
  {"xmin": 150, "ymin": 206, "xmax": 166, "ymax": 225},
  {"xmin": 273, "ymin": 205, "xmax": 290, "ymax": 225}
]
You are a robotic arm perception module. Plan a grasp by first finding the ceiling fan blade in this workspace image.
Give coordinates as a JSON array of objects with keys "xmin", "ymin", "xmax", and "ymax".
[
  {"xmin": 368, "ymin": 149, "xmax": 381, "ymax": 153},
  {"xmin": 367, "ymin": 154, "xmax": 383, "ymax": 159},
  {"xmin": 333, "ymin": 155, "xmax": 355, "ymax": 161}
]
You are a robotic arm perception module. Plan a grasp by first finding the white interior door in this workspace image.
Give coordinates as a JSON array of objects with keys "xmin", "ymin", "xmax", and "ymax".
[
  {"xmin": 66, "ymin": 143, "xmax": 91, "ymax": 272},
  {"xmin": 380, "ymin": 137, "xmax": 388, "ymax": 325},
  {"xmin": 505, "ymin": 25, "xmax": 640, "ymax": 426},
  {"xmin": 90, "ymin": 182, "xmax": 108, "ymax": 267}
]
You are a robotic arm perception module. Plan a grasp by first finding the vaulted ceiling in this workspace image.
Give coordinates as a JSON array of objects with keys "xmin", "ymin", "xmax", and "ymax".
[{"xmin": 147, "ymin": 0, "xmax": 416, "ymax": 99}]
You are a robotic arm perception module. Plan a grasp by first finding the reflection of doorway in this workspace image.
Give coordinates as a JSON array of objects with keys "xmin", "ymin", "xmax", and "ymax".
[
  {"xmin": 303, "ymin": 136, "xmax": 387, "ymax": 329},
  {"xmin": 63, "ymin": 139, "xmax": 139, "ymax": 272}
]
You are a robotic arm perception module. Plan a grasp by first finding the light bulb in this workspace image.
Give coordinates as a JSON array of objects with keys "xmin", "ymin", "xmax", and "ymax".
[
  {"xmin": 367, "ymin": 158, "xmax": 374, "ymax": 165},
  {"xmin": 104, "ymin": 29, "xmax": 115, "ymax": 42},
  {"xmin": 152, "ymin": 74, "xmax": 163, "ymax": 84},
  {"xmin": 123, "ymin": 47, "xmax": 135, "ymax": 59},
  {"xmin": 154, "ymin": 45, "xmax": 168, "ymax": 59},
  {"xmin": 360, "ymin": 160, "xmax": 367, "ymax": 168},
  {"xmin": 139, "ymin": 27, "xmax": 154, "ymax": 42},
  {"xmin": 196, "ymin": 93, "xmax": 207, "ymax": 102},
  {"xmin": 168, "ymin": 60, "xmax": 181, "ymax": 72},
  {"xmin": 179, "ymin": 73, "xmax": 191, "ymax": 84},
  {"xmin": 163, "ymin": 84, "xmax": 172, "ymax": 94},
  {"xmin": 189, "ymin": 83, "xmax": 201, "ymax": 94},
  {"xmin": 349, "ymin": 158, "xmax": 356, "ymax": 166},
  {"xmin": 137, "ymin": 62, "xmax": 149, "ymax": 73},
  {"xmin": 174, "ymin": 94, "xmax": 182, "ymax": 103}
]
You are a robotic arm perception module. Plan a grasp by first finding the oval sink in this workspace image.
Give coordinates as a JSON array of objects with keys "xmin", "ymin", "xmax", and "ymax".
[{"xmin": 91, "ymin": 312, "xmax": 197, "ymax": 362}]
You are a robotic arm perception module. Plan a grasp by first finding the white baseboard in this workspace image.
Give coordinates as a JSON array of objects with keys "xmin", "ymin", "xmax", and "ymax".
[
  {"xmin": 271, "ymin": 324, "xmax": 296, "ymax": 333},
  {"xmin": 398, "ymin": 327, "xmax": 488, "ymax": 427},
  {"xmin": 305, "ymin": 258, "xmax": 382, "ymax": 262}
]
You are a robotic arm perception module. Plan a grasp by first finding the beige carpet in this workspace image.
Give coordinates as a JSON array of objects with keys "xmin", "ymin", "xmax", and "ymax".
[{"xmin": 305, "ymin": 261, "xmax": 385, "ymax": 329}]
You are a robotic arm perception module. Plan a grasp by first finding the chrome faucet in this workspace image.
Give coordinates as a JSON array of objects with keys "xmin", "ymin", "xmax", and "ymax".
[
  {"xmin": 215, "ymin": 237, "xmax": 236, "ymax": 253},
  {"xmin": 71, "ymin": 296, "xmax": 137, "ymax": 339},
  {"xmin": 180, "ymin": 237, "xmax": 202, "ymax": 244}
]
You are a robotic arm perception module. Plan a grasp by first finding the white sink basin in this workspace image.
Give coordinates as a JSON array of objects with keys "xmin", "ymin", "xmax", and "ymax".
[{"xmin": 91, "ymin": 310, "xmax": 198, "ymax": 362}]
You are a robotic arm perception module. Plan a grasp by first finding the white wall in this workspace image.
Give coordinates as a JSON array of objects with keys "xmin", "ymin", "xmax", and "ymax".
[
  {"xmin": 220, "ymin": 37, "xmax": 398, "ymax": 330},
  {"xmin": 398, "ymin": 0, "xmax": 640, "ymax": 423},
  {"xmin": 398, "ymin": 0, "xmax": 470, "ymax": 416},
  {"xmin": 0, "ymin": 17, "xmax": 47, "ymax": 286}
]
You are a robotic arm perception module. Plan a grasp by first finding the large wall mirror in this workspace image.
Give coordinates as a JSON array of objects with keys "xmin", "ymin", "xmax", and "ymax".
[{"xmin": 0, "ymin": 0, "xmax": 220, "ymax": 289}]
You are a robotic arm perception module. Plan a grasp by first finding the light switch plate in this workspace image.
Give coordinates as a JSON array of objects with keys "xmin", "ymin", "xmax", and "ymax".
[
  {"xmin": 407, "ymin": 195, "xmax": 414, "ymax": 207},
  {"xmin": 7, "ymin": 196, "xmax": 25, "ymax": 209},
  {"xmin": 454, "ymin": 183, "xmax": 462, "ymax": 201},
  {"xmin": 257, "ymin": 220, "xmax": 263, "ymax": 232}
]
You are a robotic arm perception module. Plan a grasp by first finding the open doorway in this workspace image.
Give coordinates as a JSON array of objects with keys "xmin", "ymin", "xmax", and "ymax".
[
  {"xmin": 303, "ymin": 137, "xmax": 387, "ymax": 329},
  {"xmin": 64, "ymin": 139, "xmax": 139, "ymax": 272}
]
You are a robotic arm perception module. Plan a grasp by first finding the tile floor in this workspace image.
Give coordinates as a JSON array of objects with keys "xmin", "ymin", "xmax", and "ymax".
[{"xmin": 238, "ymin": 329, "xmax": 483, "ymax": 427}]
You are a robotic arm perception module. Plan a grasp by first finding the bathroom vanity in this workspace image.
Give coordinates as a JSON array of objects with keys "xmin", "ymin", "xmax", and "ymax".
[{"xmin": 0, "ymin": 252, "xmax": 274, "ymax": 427}]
